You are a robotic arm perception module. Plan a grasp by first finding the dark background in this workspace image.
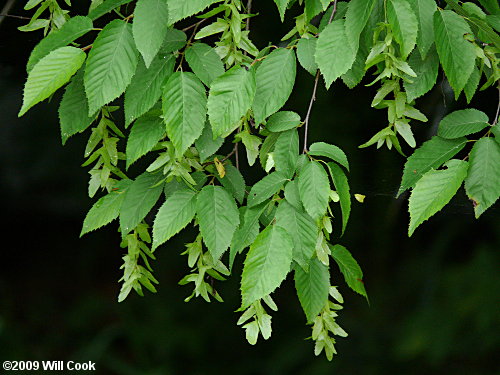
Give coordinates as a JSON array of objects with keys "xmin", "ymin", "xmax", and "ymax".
[{"xmin": 0, "ymin": 1, "xmax": 499, "ymax": 374}]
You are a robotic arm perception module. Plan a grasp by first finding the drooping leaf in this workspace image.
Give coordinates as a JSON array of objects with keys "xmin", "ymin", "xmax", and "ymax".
[
  {"xmin": 19, "ymin": 46, "xmax": 86, "ymax": 116},
  {"xmin": 81, "ymin": 179, "xmax": 132, "ymax": 236},
  {"xmin": 478, "ymin": 0, "xmax": 500, "ymax": 15},
  {"xmin": 124, "ymin": 53, "xmax": 175, "ymax": 126},
  {"xmin": 330, "ymin": 244, "xmax": 367, "ymax": 298},
  {"xmin": 196, "ymin": 185, "xmax": 240, "ymax": 260},
  {"xmin": 161, "ymin": 28, "xmax": 188, "ymax": 53},
  {"xmin": 162, "ymin": 72, "xmax": 207, "ymax": 157},
  {"xmin": 344, "ymin": 0, "xmax": 377, "ymax": 50},
  {"xmin": 195, "ymin": 122, "xmax": 224, "ymax": 163},
  {"xmin": 252, "ymin": 48, "xmax": 296, "ymax": 124},
  {"xmin": 88, "ymin": 0, "xmax": 133, "ymax": 20},
  {"xmin": 152, "ymin": 190, "xmax": 197, "ymax": 250},
  {"xmin": 265, "ymin": 111, "xmax": 302, "ymax": 132},
  {"xmin": 241, "ymin": 225, "xmax": 293, "ymax": 308},
  {"xmin": 341, "ymin": 33, "xmax": 370, "ymax": 88},
  {"xmin": 208, "ymin": 66, "xmax": 256, "ymax": 138},
  {"xmin": 304, "ymin": 0, "xmax": 326, "ymax": 21},
  {"xmin": 133, "ymin": 0, "xmax": 169, "ymax": 67},
  {"xmin": 326, "ymin": 162, "xmax": 351, "ymax": 236},
  {"xmin": 408, "ymin": 159, "xmax": 469, "ymax": 236},
  {"xmin": 273, "ymin": 129, "xmax": 299, "ymax": 179},
  {"xmin": 126, "ymin": 114, "xmax": 165, "ymax": 169},
  {"xmin": 284, "ymin": 180, "xmax": 302, "ymax": 211},
  {"xmin": 276, "ymin": 201, "xmax": 317, "ymax": 271},
  {"xmin": 247, "ymin": 172, "xmax": 288, "ymax": 207},
  {"xmin": 398, "ymin": 136, "xmax": 467, "ymax": 196},
  {"xmin": 298, "ymin": 161, "xmax": 330, "ymax": 221},
  {"xmin": 84, "ymin": 20, "xmax": 139, "ymax": 115},
  {"xmin": 309, "ymin": 142, "xmax": 349, "ymax": 171},
  {"xmin": 297, "ymin": 38, "xmax": 318, "ymax": 76},
  {"xmin": 464, "ymin": 138, "xmax": 500, "ymax": 218},
  {"xmin": 437, "ymin": 109, "xmax": 489, "ymax": 139},
  {"xmin": 27, "ymin": 16, "xmax": 93, "ymax": 72},
  {"xmin": 273, "ymin": 0, "xmax": 290, "ymax": 21},
  {"xmin": 185, "ymin": 42, "xmax": 225, "ymax": 87},
  {"xmin": 167, "ymin": 0, "xmax": 222, "ymax": 25},
  {"xmin": 119, "ymin": 172, "xmax": 165, "ymax": 235},
  {"xmin": 219, "ymin": 164, "xmax": 246, "ymax": 204},
  {"xmin": 315, "ymin": 19, "xmax": 357, "ymax": 89},
  {"xmin": 294, "ymin": 258, "xmax": 330, "ymax": 322},
  {"xmin": 59, "ymin": 69, "xmax": 95, "ymax": 144},
  {"xmin": 403, "ymin": 48, "xmax": 439, "ymax": 102},
  {"xmin": 433, "ymin": 10, "xmax": 476, "ymax": 96},
  {"xmin": 387, "ymin": 0, "xmax": 418, "ymax": 59},
  {"xmin": 464, "ymin": 66, "xmax": 481, "ymax": 104},
  {"xmin": 407, "ymin": 0, "xmax": 437, "ymax": 58}
]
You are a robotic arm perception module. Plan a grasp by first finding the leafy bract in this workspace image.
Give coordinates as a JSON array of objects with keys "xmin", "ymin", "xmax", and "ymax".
[
  {"xmin": 298, "ymin": 161, "xmax": 330, "ymax": 221},
  {"xmin": 124, "ymin": 54, "xmax": 175, "ymax": 126},
  {"xmin": 119, "ymin": 172, "xmax": 164, "ymax": 235},
  {"xmin": 208, "ymin": 66, "xmax": 256, "ymax": 138},
  {"xmin": 81, "ymin": 179, "xmax": 132, "ymax": 236},
  {"xmin": 437, "ymin": 109, "xmax": 489, "ymax": 139},
  {"xmin": 464, "ymin": 138, "xmax": 500, "ymax": 218},
  {"xmin": 27, "ymin": 16, "xmax": 93, "ymax": 72},
  {"xmin": 163, "ymin": 72, "xmax": 207, "ymax": 157},
  {"xmin": 241, "ymin": 225, "xmax": 293, "ymax": 308},
  {"xmin": 253, "ymin": 48, "xmax": 296, "ymax": 124},
  {"xmin": 316, "ymin": 19, "xmax": 357, "ymax": 89},
  {"xmin": 408, "ymin": 159, "xmax": 469, "ymax": 236},
  {"xmin": 126, "ymin": 115, "xmax": 165, "ymax": 169},
  {"xmin": 294, "ymin": 258, "xmax": 330, "ymax": 322},
  {"xmin": 398, "ymin": 136, "xmax": 467, "ymax": 196},
  {"xmin": 407, "ymin": 0, "xmax": 437, "ymax": 58},
  {"xmin": 152, "ymin": 190, "xmax": 197, "ymax": 250},
  {"xmin": 387, "ymin": 0, "xmax": 418, "ymax": 59},
  {"xmin": 433, "ymin": 10, "xmax": 476, "ymax": 96},
  {"xmin": 167, "ymin": 0, "xmax": 222, "ymax": 25},
  {"xmin": 330, "ymin": 244, "xmax": 367, "ymax": 298},
  {"xmin": 196, "ymin": 185, "xmax": 240, "ymax": 260},
  {"xmin": 133, "ymin": 0, "xmax": 169, "ymax": 67},
  {"xmin": 247, "ymin": 172, "xmax": 287, "ymax": 207},
  {"xmin": 276, "ymin": 201, "xmax": 317, "ymax": 271},
  {"xmin": 185, "ymin": 43, "xmax": 225, "ymax": 87},
  {"xmin": 309, "ymin": 142, "xmax": 349, "ymax": 171},
  {"xmin": 266, "ymin": 111, "xmax": 301, "ymax": 132},
  {"xmin": 273, "ymin": 129, "xmax": 299, "ymax": 179},
  {"xmin": 326, "ymin": 163, "xmax": 351, "ymax": 236},
  {"xmin": 20, "ymin": 46, "xmax": 85, "ymax": 117},
  {"xmin": 84, "ymin": 20, "xmax": 139, "ymax": 115}
]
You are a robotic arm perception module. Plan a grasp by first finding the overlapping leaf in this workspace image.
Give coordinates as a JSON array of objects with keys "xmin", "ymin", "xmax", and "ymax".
[
  {"xmin": 126, "ymin": 115, "xmax": 165, "ymax": 168},
  {"xmin": 298, "ymin": 161, "xmax": 330, "ymax": 221}
]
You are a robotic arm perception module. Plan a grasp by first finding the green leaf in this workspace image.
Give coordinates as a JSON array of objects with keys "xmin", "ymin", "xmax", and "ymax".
[
  {"xmin": 25, "ymin": 0, "xmax": 44, "ymax": 10},
  {"xmin": 19, "ymin": 46, "xmax": 86, "ymax": 117},
  {"xmin": 433, "ymin": 10, "xmax": 476, "ymax": 97},
  {"xmin": 124, "ymin": 53, "xmax": 175, "ymax": 126},
  {"xmin": 152, "ymin": 190, "xmax": 197, "ymax": 250},
  {"xmin": 330, "ymin": 244, "xmax": 367, "ymax": 298},
  {"xmin": 309, "ymin": 142, "xmax": 350, "ymax": 171},
  {"xmin": 81, "ymin": 179, "xmax": 132, "ymax": 236},
  {"xmin": 167, "ymin": 0, "xmax": 222, "ymax": 25},
  {"xmin": 120, "ymin": 172, "xmax": 165, "ymax": 235},
  {"xmin": 464, "ymin": 66, "xmax": 481, "ymax": 104},
  {"xmin": 208, "ymin": 66, "xmax": 256, "ymax": 138},
  {"xmin": 27, "ymin": 16, "xmax": 93, "ymax": 72},
  {"xmin": 341, "ymin": 35, "xmax": 370, "ymax": 88},
  {"xmin": 265, "ymin": 111, "xmax": 301, "ymax": 132},
  {"xmin": 409, "ymin": 159, "xmax": 468, "ymax": 235},
  {"xmin": 219, "ymin": 164, "xmax": 246, "ymax": 204},
  {"xmin": 486, "ymin": 14, "xmax": 500, "ymax": 32},
  {"xmin": 398, "ymin": 136, "xmax": 467, "ymax": 196},
  {"xmin": 326, "ymin": 162, "xmax": 351, "ymax": 236},
  {"xmin": 273, "ymin": 129, "xmax": 299, "ymax": 179},
  {"xmin": 464, "ymin": 138, "xmax": 500, "ymax": 218},
  {"xmin": 387, "ymin": 0, "xmax": 418, "ymax": 59},
  {"xmin": 241, "ymin": 225, "xmax": 293, "ymax": 308},
  {"xmin": 247, "ymin": 172, "xmax": 287, "ymax": 207},
  {"xmin": 196, "ymin": 185, "xmax": 240, "ymax": 260},
  {"xmin": 253, "ymin": 48, "xmax": 296, "ymax": 124},
  {"xmin": 161, "ymin": 29, "xmax": 188, "ymax": 53},
  {"xmin": 59, "ymin": 70, "xmax": 95, "ymax": 144},
  {"xmin": 438, "ymin": 109, "xmax": 490, "ymax": 139},
  {"xmin": 344, "ymin": 0, "xmax": 377, "ymax": 50},
  {"xmin": 478, "ymin": 0, "xmax": 500, "ymax": 15},
  {"xmin": 298, "ymin": 161, "xmax": 330, "ymax": 221},
  {"xmin": 162, "ymin": 72, "xmax": 207, "ymax": 157},
  {"xmin": 407, "ymin": 0, "xmax": 437, "ymax": 58},
  {"xmin": 315, "ymin": 20, "xmax": 357, "ymax": 89},
  {"xmin": 88, "ymin": 0, "xmax": 133, "ymax": 20},
  {"xmin": 126, "ymin": 115, "xmax": 165, "ymax": 169},
  {"xmin": 84, "ymin": 20, "xmax": 139, "ymax": 115},
  {"xmin": 284, "ymin": 180, "xmax": 302, "ymax": 211},
  {"xmin": 276, "ymin": 201, "xmax": 317, "ymax": 271},
  {"xmin": 297, "ymin": 38, "xmax": 318, "ymax": 76},
  {"xmin": 185, "ymin": 42, "xmax": 225, "ymax": 87},
  {"xmin": 273, "ymin": 0, "xmax": 290, "ymax": 21},
  {"xmin": 403, "ymin": 48, "xmax": 439, "ymax": 102},
  {"xmin": 195, "ymin": 122, "xmax": 224, "ymax": 162},
  {"xmin": 294, "ymin": 258, "xmax": 330, "ymax": 322},
  {"xmin": 132, "ymin": 0, "xmax": 169, "ymax": 67}
]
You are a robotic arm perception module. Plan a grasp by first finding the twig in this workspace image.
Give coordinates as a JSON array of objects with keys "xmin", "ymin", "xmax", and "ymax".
[
  {"xmin": 182, "ymin": 18, "xmax": 207, "ymax": 33},
  {"xmin": 0, "ymin": 0, "xmax": 17, "ymax": 27},
  {"xmin": 0, "ymin": 13, "xmax": 29, "ymax": 20},
  {"xmin": 494, "ymin": 83, "xmax": 500, "ymax": 125},
  {"xmin": 327, "ymin": 0, "xmax": 338, "ymax": 24},
  {"xmin": 246, "ymin": 0, "xmax": 253, "ymax": 31}
]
